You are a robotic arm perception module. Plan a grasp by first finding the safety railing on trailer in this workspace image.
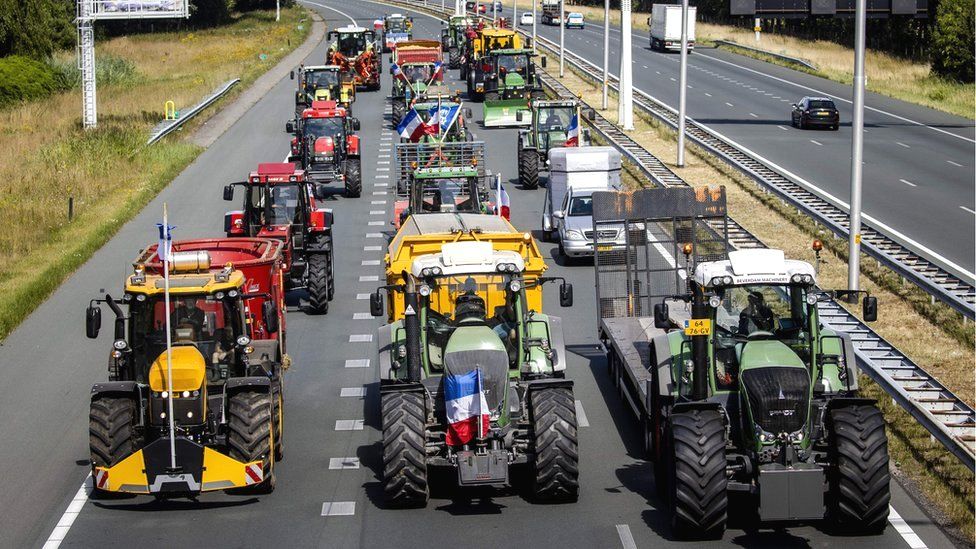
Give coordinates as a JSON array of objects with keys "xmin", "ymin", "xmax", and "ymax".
[{"xmin": 393, "ymin": 141, "xmax": 486, "ymax": 194}]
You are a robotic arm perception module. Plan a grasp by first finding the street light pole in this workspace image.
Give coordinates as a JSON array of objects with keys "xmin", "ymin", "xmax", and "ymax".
[
  {"xmin": 676, "ymin": 0, "xmax": 689, "ymax": 167},
  {"xmin": 617, "ymin": 0, "xmax": 634, "ymax": 129},
  {"xmin": 276, "ymin": 0, "xmax": 280, "ymax": 22},
  {"xmin": 559, "ymin": 0, "xmax": 565, "ymax": 77},
  {"xmin": 602, "ymin": 0, "xmax": 609, "ymax": 110},
  {"xmin": 847, "ymin": 0, "xmax": 867, "ymax": 295},
  {"xmin": 531, "ymin": 0, "xmax": 537, "ymax": 52}
]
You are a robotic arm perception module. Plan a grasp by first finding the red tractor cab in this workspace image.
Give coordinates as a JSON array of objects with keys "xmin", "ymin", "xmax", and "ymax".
[
  {"xmin": 223, "ymin": 162, "xmax": 336, "ymax": 314},
  {"xmin": 286, "ymin": 100, "xmax": 362, "ymax": 198}
]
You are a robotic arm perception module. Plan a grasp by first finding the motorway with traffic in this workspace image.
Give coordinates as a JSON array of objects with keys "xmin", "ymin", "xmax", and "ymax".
[
  {"xmin": 519, "ymin": 9, "xmax": 975, "ymax": 281},
  {"xmin": 0, "ymin": 1, "xmax": 965, "ymax": 548}
]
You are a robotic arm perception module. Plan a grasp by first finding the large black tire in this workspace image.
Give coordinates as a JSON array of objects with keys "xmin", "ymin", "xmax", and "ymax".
[
  {"xmin": 381, "ymin": 391, "xmax": 429, "ymax": 507},
  {"xmin": 345, "ymin": 158, "xmax": 362, "ymax": 198},
  {"xmin": 449, "ymin": 46, "xmax": 460, "ymax": 69},
  {"xmin": 227, "ymin": 391, "xmax": 276, "ymax": 494},
  {"xmin": 392, "ymin": 101, "xmax": 406, "ymax": 128},
  {"xmin": 518, "ymin": 148, "xmax": 540, "ymax": 189},
  {"xmin": 89, "ymin": 397, "xmax": 139, "ymax": 498},
  {"xmin": 826, "ymin": 404, "xmax": 890, "ymax": 534},
  {"xmin": 666, "ymin": 408, "xmax": 727, "ymax": 539},
  {"xmin": 326, "ymin": 251, "xmax": 335, "ymax": 301},
  {"xmin": 272, "ymin": 386, "xmax": 284, "ymax": 461},
  {"xmin": 306, "ymin": 253, "xmax": 330, "ymax": 315},
  {"xmin": 530, "ymin": 387, "xmax": 579, "ymax": 501}
]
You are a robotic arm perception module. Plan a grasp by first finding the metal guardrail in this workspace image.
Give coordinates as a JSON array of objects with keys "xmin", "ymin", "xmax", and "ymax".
[
  {"xmin": 383, "ymin": 0, "xmax": 976, "ymax": 471},
  {"xmin": 712, "ymin": 39, "xmax": 818, "ymax": 71},
  {"xmin": 147, "ymin": 78, "xmax": 240, "ymax": 145}
]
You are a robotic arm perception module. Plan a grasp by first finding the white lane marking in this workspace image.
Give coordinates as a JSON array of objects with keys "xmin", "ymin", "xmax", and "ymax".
[
  {"xmin": 378, "ymin": 161, "xmax": 390, "ymax": 165},
  {"xmin": 334, "ymin": 420, "xmax": 364, "ymax": 431},
  {"xmin": 896, "ymin": 142, "xmax": 910, "ymax": 148},
  {"xmin": 299, "ymin": 0, "xmax": 354, "ymax": 24},
  {"xmin": 642, "ymin": 64, "xmax": 648, "ymax": 69},
  {"xmin": 376, "ymin": 175, "xmax": 390, "ymax": 179},
  {"xmin": 378, "ymin": 154, "xmax": 390, "ymax": 158},
  {"xmin": 961, "ymin": 206, "xmax": 976, "ymax": 215},
  {"xmin": 340, "ymin": 387, "xmax": 366, "ymax": 397},
  {"xmin": 356, "ymin": 293, "xmax": 370, "ymax": 300},
  {"xmin": 377, "ymin": 168, "xmax": 390, "ymax": 172},
  {"xmin": 725, "ymin": 102, "xmax": 733, "ymax": 107},
  {"xmin": 373, "ymin": 191, "xmax": 388, "ymax": 196},
  {"xmin": 369, "ymin": 210, "xmax": 385, "ymax": 215},
  {"xmin": 947, "ymin": 160, "xmax": 963, "ymax": 167},
  {"xmin": 810, "ymin": 139, "xmax": 823, "ymax": 146},
  {"xmin": 328, "ymin": 458, "xmax": 361, "ymax": 470},
  {"xmin": 42, "ymin": 476, "xmax": 90, "ymax": 549},
  {"xmin": 704, "ymin": 92, "xmax": 712, "ymax": 97},
  {"xmin": 772, "ymin": 95, "xmax": 780, "ymax": 98},
  {"xmin": 348, "ymin": 334, "xmax": 373, "ymax": 343},
  {"xmin": 669, "ymin": 77, "xmax": 676, "ymax": 82},
  {"xmin": 749, "ymin": 112, "xmax": 758, "ymax": 118},
  {"xmin": 687, "ymin": 84, "xmax": 693, "ymax": 89},
  {"xmin": 374, "ymin": 183, "xmax": 389, "ymax": 188},
  {"xmin": 352, "ymin": 312, "xmax": 372, "ymax": 320},
  {"xmin": 362, "ymin": 260, "xmax": 381, "ymax": 266},
  {"xmin": 655, "ymin": 70, "xmax": 660, "ymax": 74},
  {"xmin": 321, "ymin": 501, "xmax": 356, "ymax": 516},
  {"xmin": 364, "ymin": 245, "xmax": 383, "ymax": 251},
  {"xmin": 366, "ymin": 232, "xmax": 383, "ymax": 238},
  {"xmin": 371, "ymin": 200, "xmax": 386, "ymax": 205},
  {"xmin": 888, "ymin": 506, "xmax": 928, "ymax": 549},
  {"xmin": 615, "ymin": 524, "xmax": 638, "ymax": 549},
  {"xmin": 777, "ymin": 125, "xmax": 789, "ymax": 131},
  {"xmin": 899, "ymin": 179, "xmax": 917, "ymax": 187},
  {"xmin": 359, "ymin": 275, "xmax": 380, "ymax": 282},
  {"xmin": 368, "ymin": 221, "xmax": 385, "ymax": 226},
  {"xmin": 345, "ymin": 359, "xmax": 370, "ymax": 368},
  {"xmin": 574, "ymin": 400, "xmax": 589, "ymax": 427}
]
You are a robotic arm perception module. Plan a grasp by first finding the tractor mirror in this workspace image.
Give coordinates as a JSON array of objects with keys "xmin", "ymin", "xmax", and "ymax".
[
  {"xmin": 559, "ymin": 282, "xmax": 574, "ymax": 307},
  {"xmin": 540, "ymin": 56, "xmax": 547, "ymax": 68},
  {"xmin": 223, "ymin": 185, "xmax": 234, "ymax": 201},
  {"xmin": 290, "ymin": 70, "xmax": 295, "ymax": 80},
  {"xmin": 85, "ymin": 305, "xmax": 101, "ymax": 339},
  {"xmin": 314, "ymin": 184, "xmax": 329, "ymax": 199},
  {"xmin": 370, "ymin": 292, "xmax": 385, "ymax": 317},
  {"xmin": 285, "ymin": 120, "xmax": 295, "ymax": 134},
  {"xmin": 653, "ymin": 302, "xmax": 670, "ymax": 329},
  {"xmin": 351, "ymin": 118, "xmax": 361, "ymax": 131},
  {"xmin": 582, "ymin": 128, "xmax": 591, "ymax": 142},
  {"xmin": 263, "ymin": 301, "xmax": 279, "ymax": 334},
  {"xmin": 553, "ymin": 210, "xmax": 564, "ymax": 219},
  {"xmin": 862, "ymin": 296, "xmax": 878, "ymax": 322},
  {"xmin": 587, "ymin": 109, "xmax": 595, "ymax": 121},
  {"xmin": 464, "ymin": 108, "xmax": 473, "ymax": 119}
]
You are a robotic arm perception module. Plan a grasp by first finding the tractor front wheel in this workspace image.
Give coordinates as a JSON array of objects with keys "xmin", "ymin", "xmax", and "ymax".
[
  {"xmin": 518, "ymin": 148, "xmax": 540, "ymax": 189},
  {"xmin": 227, "ymin": 391, "xmax": 276, "ymax": 494},
  {"xmin": 306, "ymin": 253, "xmax": 330, "ymax": 315},
  {"xmin": 89, "ymin": 396, "xmax": 140, "ymax": 498},
  {"xmin": 666, "ymin": 408, "xmax": 727, "ymax": 539},
  {"xmin": 345, "ymin": 158, "xmax": 362, "ymax": 198},
  {"xmin": 826, "ymin": 404, "xmax": 890, "ymax": 534},
  {"xmin": 381, "ymin": 391, "xmax": 429, "ymax": 508},
  {"xmin": 530, "ymin": 386, "xmax": 579, "ymax": 501}
]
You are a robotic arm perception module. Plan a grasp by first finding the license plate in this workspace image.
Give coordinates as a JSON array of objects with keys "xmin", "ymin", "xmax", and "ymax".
[
  {"xmin": 684, "ymin": 318, "xmax": 711, "ymax": 336},
  {"xmin": 596, "ymin": 245, "xmax": 614, "ymax": 251}
]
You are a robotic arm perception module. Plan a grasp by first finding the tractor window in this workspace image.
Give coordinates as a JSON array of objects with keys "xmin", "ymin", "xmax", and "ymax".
[
  {"xmin": 496, "ymin": 55, "xmax": 527, "ymax": 75},
  {"xmin": 403, "ymin": 64, "xmax": 432, "ymax": 82},
  {"xmin": 338, "ymin": 34, "xmax": 366, "ymax": 56},
  {"xmin": 386, "ymin": 18, "xmax": 407, "ymax": 32},
  {"xmin": 714, "ymin": 285, "xmax": 800, "ymax": 336},
  {"xmin": 418, "ymin": 179, "xmax": 480, "ymax": 214},
  {"xmin": 249, "ymin": 183, "xmax": 301, "ymax": 227},
  {"xmin": 539, "ymin": 107, "xmax": 572, "ymax": 131},
  {"xmin": 303, "ymin": 117, "xmax": 345, "ymax": 140},
  {"xmin": 307, "ymin": 71, "xmax": 339, "ymax": 89}
]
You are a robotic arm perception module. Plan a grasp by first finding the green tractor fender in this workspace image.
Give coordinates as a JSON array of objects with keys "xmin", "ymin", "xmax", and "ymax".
[
  {"xmin": 522, "ymin": 313, "xmax": 566, "ymax": 375},
  {"xmin": 817, "ymin": 328, "xmax": 859, "ymax": 392},
  {"xmin": 377, "ymin": 321, "xmax": 407, "ymax": 381}
]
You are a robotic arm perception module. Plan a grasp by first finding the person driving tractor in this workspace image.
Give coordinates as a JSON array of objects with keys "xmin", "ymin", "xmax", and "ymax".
[{"xmin": 738, "ymin": 291, "xmax": 775, "ymax": 334}]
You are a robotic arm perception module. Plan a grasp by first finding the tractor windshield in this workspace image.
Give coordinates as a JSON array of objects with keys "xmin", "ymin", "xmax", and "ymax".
[
  {"xmin": 247, "ymin": 183, "xmax": 302, "ymax": 227},
  {"xmin": 337, "ymin": 33, "xmax": 366, "ymax": 56},
  {"xmin": 413, "ymin": 178, "xmax": 482, "ymax": 214},
  {"xmin": 386, "ymin": 18, "xmax": 407, "ymax": 32},
  {"xmin": 306, "ymin": 70, "xmax": 339, "ymax": 89},
  {"xmin": 496, "ymin": 54, "xmax": 528, "ymax": 76},
  {"xmin": 127, "ymin": 294, "xmax": 245, "ymax": 383},
  {"xmin": 403, "ymin": 64, "xmax": 433, "ymax": 82},
  {"xmin": 537, "ymin": 106, "xmax": 573, "ymax": 149},
  {"xmin": 303, "ymin": 117, "xmax": 345, "ymax": 140}
]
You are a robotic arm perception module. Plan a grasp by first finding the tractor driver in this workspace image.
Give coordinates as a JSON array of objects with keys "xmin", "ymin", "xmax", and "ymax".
[
  {"xmin": 338, "ymin": 33, "xmax": 365, "ymax": 57},
  {"xmin": 403, "ymin": 64, "xmax": 432, "ymax": 83},
  {"xmin": 541, "ymin": 108, "xmax": 568, "ymax": 131},
  {"xmin": 174, "ymin": 299, "xmax": 206, "ymax": 339},
  {"xmin": 738, "ymin": 291, "xmax": 775, "ymax": 334}
]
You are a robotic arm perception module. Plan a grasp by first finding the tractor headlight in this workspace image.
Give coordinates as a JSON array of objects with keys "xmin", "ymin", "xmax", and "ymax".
[
  {"xmin": 215, "ymin": 291, "xmax": 225, "ymax": 300},
  {"xmin": 509, "ymin": 279, "xmax": 522, "ymax": 293},
  {"xmin": 802, "ymin": 274, "xmax": 813, "ymax": 283},
  {"xmin": 791, "ymin": 274, "xmax": 804, "ymax": 283},
  {"xmin": 161, "ymin": 391, "xmax": 169, "ymax": 399},
  {"xmin": 228, "ymin": 290, "xmax": 239, "ymax": 298},
  {"xmin": 419, "ymin": 284, "xmax": 432, "ymax": 297},
  {"xmin": 421, "ymin": 267, "xmax": 433, "ymax": 277},
  {"xmin": 237, "ymin": 335, "xmax": 251, "ymax": 347},
  {"xmin": 113, "ymin": 339, "xmax": 128, "ymax": 350},
  {"xmin": 431, "ymin": 266, "xmax": 442, "ymax": 275},
  {"xmin": 708, "ymin": 295, "xmax": 722, "ymax": 308},
  {"xmin": 805, "ymin": 294, "xmax": 818, "ymax": 306},
  {"xmin": 136, "ymin": 294, "xmax": 146, "ymax": 302}
]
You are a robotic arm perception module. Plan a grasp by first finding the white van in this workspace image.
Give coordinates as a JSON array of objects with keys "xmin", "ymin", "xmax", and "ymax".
[{"xmin": 541, "ymin": 147, "xmax": 622, "ymax": 257}]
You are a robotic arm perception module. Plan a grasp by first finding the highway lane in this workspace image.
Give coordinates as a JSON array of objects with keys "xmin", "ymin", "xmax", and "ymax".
[
  {"xmin": 0, "ymin": 1, "xmax": 957, "ymax": 547},
  {"xmin": 519, "ymin": 15, "xmax": 975, "ymax": 280}
]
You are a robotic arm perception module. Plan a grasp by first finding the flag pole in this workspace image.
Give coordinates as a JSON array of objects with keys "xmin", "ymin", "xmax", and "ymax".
[
  {"xmin": 496, "ymin": 173, "xmax": 502, "ymax": 216},
  {"xmin": 162, "ymin": 203, "xmax": 177, "ymax": 470}
]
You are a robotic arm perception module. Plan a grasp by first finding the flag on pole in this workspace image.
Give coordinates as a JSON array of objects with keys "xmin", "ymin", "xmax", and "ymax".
[
  {"xmin": 444, "ymin": 368, "xmax": 490, "ymax": 446},
  {"xmin": 156, "ymin": 221, "xmax": 175, "ymax": 261},
  {"xmin": 397, "ymin": 108, "xmax": 432, "ymax": 142},
  {"xmin": 565, "ymin": 113, "xmax": 580, "ymax": 147},
  {"xmin": 159, "ymin": 205, "xmax": 178, "ymax": 470},
  {"xmin": 496, "ymin": 175, "xmax": 510, "ymax": 220},
  {"xmin": 427, "ymin": 103, "xmax": 460, "ymax": 135}
]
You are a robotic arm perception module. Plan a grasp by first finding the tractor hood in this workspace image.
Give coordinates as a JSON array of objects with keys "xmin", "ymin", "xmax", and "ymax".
[
  {"xmin": 503, "ymin": 72, "xmax": 525, "ymax": 88},
  {"xmin": 737, "ymin": 340, "xmax": 811, "ymax": 440},
  {"xmin": 443, "ymin": 322, "xmax": 510, "ymax": 426},
  {"xmin": 148, "ymin": 346, "xmax": 206, "ymax": 393}
]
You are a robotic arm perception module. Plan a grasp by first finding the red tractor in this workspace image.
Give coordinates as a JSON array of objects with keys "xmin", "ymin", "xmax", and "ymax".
[
  {"xmin": 223, "ymin": 163, "xmax": 336, "ymax": 314},
  {"xmin": 286, "ymin": 100, "xmax": 362, "ymax": 198}
]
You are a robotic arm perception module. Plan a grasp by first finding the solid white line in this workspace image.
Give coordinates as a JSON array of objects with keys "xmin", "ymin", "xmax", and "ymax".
[
  {"xmin": 947, "ymin": 160, "xmax": 963, "ymax": 167},
  {"xmin": 334, "ymin": 420, "xmax": 364, "ymax": 431},
  {"xmin": 615, "ymin": 524, "xmax": 638, "ymax": 549},
  {"xmin": 888, "ymin": 506, "xmax": 928, "ymax": 549},
  {"xmin": 328, "ymin": 458, "xmax": 361, "ymax": 470},
  {"xmin": 810, "ymin": 139, "xmax": 823, "ymax": 146},
  {"xmin": 896, "ymin": 142, "xmax": 910, "ymax": 148},
  {"xmin": 345, "ymin": 359, "xmax": 370, "ymax": 368},
  {"xmin": 961, "ymin": 206, "xmax": 976, "ymax": 215},
  {"xmin": 321, "ymin": 501, "xmax": 356, "ymax": 516},
  {"xmin": 348, "ymin": 334, "xmax": 373, "ymax": 342},
  {"xmin": 42, "ymin": 476, "xmax": 90, "ymax": 549},
  {"xmin": 574, "ymin": 400, "xmax": 589, "ymax": 427},
  {"xmin": 340, "ymin": 387, "xmax": 367, "ymax": 397},
  {"xmin": 777, "ymin": 125, "xmax": 789, "ymax": 131},
  {"xmin": 899, "ymin": 179, "xmax": 917, "ymax": 187}
]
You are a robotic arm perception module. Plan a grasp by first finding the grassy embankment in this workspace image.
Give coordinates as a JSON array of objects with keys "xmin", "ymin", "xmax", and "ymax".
[
  {"xmin": 499, "ymin": 0, "xmax": 974, "ymax": 118},
  {"xmin": 0, "ymin": 8, "xmax": 310, "ymax": 341},
  {"xmin": 539, "ymin": 46, "xmax": 974, "ymax": 542}
]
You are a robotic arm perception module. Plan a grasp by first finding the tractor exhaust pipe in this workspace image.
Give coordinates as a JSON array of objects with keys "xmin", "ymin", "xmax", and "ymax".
[
  {"xmin": 403, "ymin": 277, "xmax": 423, "ymax": 383},
  {"xmin": 691, "ymin": 284, "xmax": 708, "ymax": 401}
]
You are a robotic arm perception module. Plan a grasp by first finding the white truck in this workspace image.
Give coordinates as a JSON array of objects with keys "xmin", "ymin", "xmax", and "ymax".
[
  {"xmin": 540, "ymin": 0, "xmax": 561, "ymax": 25},
  {"xmin": 541, "ymin": 147, "xmax": 622, "ymax": 258},
  {"xmin": 648, "ymin": 4, "xmax": 696, "ymax": 52}
]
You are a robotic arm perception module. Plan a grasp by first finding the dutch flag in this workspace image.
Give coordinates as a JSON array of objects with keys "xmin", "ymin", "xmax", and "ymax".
[
  {"xmin": 444, "ymin": 369, "xmax": 490, "ymax": 446},
  {"xmin": 565, "ymin": 113, "xmax": 580, "ymax": 147},
  {"xmin": 396, "ymin": 108, "xmax": 430, "ymax": 142}
]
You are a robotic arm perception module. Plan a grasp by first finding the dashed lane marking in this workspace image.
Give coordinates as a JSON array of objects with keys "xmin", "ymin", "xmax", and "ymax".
[
  {"xmin": 749, "ymin": 112, "xmax": 758, "ymax": 118},
  {"xmin": 344, "ymin": 359, "xmax": 370, "ymax": 368},
  {"xmin": 359, "ymin": 275, "xmax": 379, "ymax": 282},
  {"xmin": 777, "ymin": 125, "xmax": 789, "ymax": 131},
  {"xmin": 896, "ymin": 142, "xmax": 910, "ymax": 148},
  {"xmin": 364, "ymin": 245, "xmax": 382, "ymax": 251},
  {"xmin": 725, "ymin": 102, "xmax": 733, "ymax": 107},
  {"xmin": 615, "ymin": 525, "xmax": 637, "ymax": 549},
  {"xmin": 947, "ymin": 160, "xmax": 963, "ymax": 167},
  {"xmin": 810, "ymin": 139, "xmax": 823, "ymax": 146},
  {"xmin": 368, "ymin": 221, "xmax": 385, "ymax": 226},
  {"xmin": 575, "ymin": 400, "xmax": 589, "ymax": 427},
  {"xmin": 321, "ymin": 502, "xmax": 356, "ymax": 516},
  {"xmin": 369, "ymin": 210, "xmax": 385, "ymax": 215},
  {"xmin": 42, "ymin": 476, "xmax": 90, "ymax": 549},
  {"xmin": 340, "ymin": 387, "xmax": 366, "ymax": 397},
  {"xmin": 366, "ymin": 232, "xmax": 383, "ymax": 238},
  {"xmin": 328, "ymin": 458, "xmax": 361, "ymax": 470},
  {"xmin": 334, "ymin": 420, "xmax": 364, "ymax": 431},
  {"xmin": 899, "ymin": 179, "xmax": 917, "ymax": 187},
  {"xmin": 356, "ymin": 293, "xmax": 370, "ymax": 300},
  {"xmin": 348, "ymin": 334, "xmax": 372, "ymax": 343},
  {"xmin": 362, "ymin": 260, "xmax": 381, "ymax": 266},
  {"xmin": 888, "ymin": 506, "xmax": 928, "ymax": 548},
  {"xmin": 352, "ymin": 313, "xmax": 372, "ymax": 320},
  {"xmin": 370, "ymin": 200, "xmax": 386, "ymax": 205}
]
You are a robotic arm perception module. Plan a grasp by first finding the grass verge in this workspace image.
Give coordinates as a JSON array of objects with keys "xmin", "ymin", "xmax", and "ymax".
[
  {"xmin": 540, "ymin": 49, "xmax": 975, "ymax": 542},
  {"xmin": 0, "ymin": 7, "xmax": 311, "ymax": 341}
]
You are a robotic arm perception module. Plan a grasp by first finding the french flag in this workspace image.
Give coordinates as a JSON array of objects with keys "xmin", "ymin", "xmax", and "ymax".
[
  {"xmin": 565, "ymin": 113, "xmax": 580, "ymax": 147},
  {"xmin": 496, "ymin": 179, "xmax": 510, "ymax": 220},
  {"xmin": 396, "ymin": 108, "xmax": 429, "ymax": 142},
  {"xmin": 444, "ymin": 369, "xmax": 490, "ymax": 446}
]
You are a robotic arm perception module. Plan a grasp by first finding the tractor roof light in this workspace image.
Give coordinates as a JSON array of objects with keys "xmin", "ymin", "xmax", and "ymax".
[
  {"xmin": 790, "ymin": 273, "xmax": 813, "ymax": 284},
  {"xmin": 682, "ymin": 243, "xmax": 693, "ymax": 257},
  {"xmin": 811, "ymin": 239, "xmax": 823, "ymax": 252},
  {"xmin": 131, "ymin": 264, "xmax": 146, "ymax": 285}
]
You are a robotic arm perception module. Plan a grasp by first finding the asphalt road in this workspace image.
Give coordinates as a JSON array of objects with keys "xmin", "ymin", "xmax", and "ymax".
[
  {"xmin": 515, "ymin": 12, "xmax": 975, "ymax": 281},
  {"xmin": 0, "ymin": 2, "xmax": 961, "ymax": 548}
]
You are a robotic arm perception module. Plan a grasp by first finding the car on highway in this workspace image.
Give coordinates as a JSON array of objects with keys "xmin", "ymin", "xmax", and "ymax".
[
  {"xmin": 520, "ymin": 12, "xmax": 534, "ymax": 25},
  {"xmin": 565, "ymin": 12, "xmax": 585, "ymax": 29},
  {"xmin": 791, "ymin": 96, "xmax": 840, "ymax": 130}
]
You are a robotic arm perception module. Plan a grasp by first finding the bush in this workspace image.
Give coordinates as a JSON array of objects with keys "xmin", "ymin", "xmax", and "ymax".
[
  {"xmin": 0, "ymin": 55, "xmax": 70, "ymax": 108},
  {"xmin": 48, "ymin": 54, "xmax": 139, "ymax": 89},
  {"xmin": 931, "ymin": 0, "xmax": 975, "ymax": 83}
]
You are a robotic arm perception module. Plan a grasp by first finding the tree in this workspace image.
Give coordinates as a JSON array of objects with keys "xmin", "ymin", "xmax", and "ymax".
[
  {"xmin": 0, "ymin": 0, "xmax": 74, "ymax": 58},
  {"xmin": 931, "ymin": 0, "xmax": 975, "ymax": 82}
]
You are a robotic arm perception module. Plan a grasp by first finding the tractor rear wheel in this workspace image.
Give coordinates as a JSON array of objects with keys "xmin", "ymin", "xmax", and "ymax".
[
  {"xmin": 89, "ymin": 396, "xmax": 139, "ymax": 498},
  {"xmin": 345, "ymin": 158, "xmax": 362, "ymax": 198},
  {"xmin": 826, "ymin": 404, "xmax": 890, "ymax": 534},
  {"xmin": 227, "ymin": 391, "xmax": 276, "ymax": 494},
  {"xmin": 381, "ymin": 391, "xmax": 429, "ymax": 507},
  {"xmin": 666, "ymin": 408, "xmax": 727, "ymax": 539},
  {"xmin": 306, "ymin": 253, "xmax": 330, "ymax": 315},
  {"xmin": 448, "ymin": 47, "xmax": 460, "ymax": 69},
  {"xmin": 326, "ymin": 250, "xmax": 335, "ymax": 301},
  {"xmin": 530, "ymin": 386, "xmax": 579, "ymax": 501},
  {"xmin": 273, "ymin": 387, "xmax": 284, "ymax": 461},
  {"xmin": 392, "ymin": 101, "xmax": 405, "ymax": 128},
  {"xmin": 518, "ymin": 148, "xmax": 540, "ymax": 189}
]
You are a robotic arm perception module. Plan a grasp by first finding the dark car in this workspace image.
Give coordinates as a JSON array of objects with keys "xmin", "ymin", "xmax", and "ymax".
[{"xmin": 791, "ymin": 97, "xmax": 839, "ymax": 130}]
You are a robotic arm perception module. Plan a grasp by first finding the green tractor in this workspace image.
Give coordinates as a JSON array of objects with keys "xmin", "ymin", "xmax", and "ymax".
[
  {"xmin": 440, "ymin": 15, "xmax": 474, "ymax": 69},
  {"xmin": 392, "ymin": 141, "xmax": 491, "ymax": 229},
  {"xmin": 593, "ymin": 187, "xmax": 891, "ymax": 538},
  {"xmin": 482, "ymin": 49, "xmax": 546, "ymax": 127},
  {"xmin": 516, "ymin": 100, "xmax": 592, "ymax": 189},
  {"xmin": 370, "ymin": 226, "xmax": 579, "ymax": 507}
]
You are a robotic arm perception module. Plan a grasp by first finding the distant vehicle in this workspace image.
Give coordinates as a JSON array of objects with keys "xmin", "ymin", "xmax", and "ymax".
[
  {"xmin": 520, "ymin": 12, "xmax": 534, "ymax": 25},
  {"xmin": 540, "ymin": 0, "xmax": 561, "ymax": 25},
  {"xmin": 465, "ymin": 1, "xmax": 487, "ymax": 14},
  {"xmin": 791, "ymin": 97, "xmax": 840, "ymax": 130},
  {"xmin": 545, "ymin": 147, "xmax": 623, "ymax": 258},
  {"xmin": 648, "ymin": 4, "xmax": 696, "ymax": 52},
  {"xmin": 565, "ymin": 12, "xmax": 584, "ymax": 29}
]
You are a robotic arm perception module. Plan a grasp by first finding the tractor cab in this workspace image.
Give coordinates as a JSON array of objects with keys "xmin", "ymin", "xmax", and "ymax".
[
  {"xmin": 384, "ymin": 13, "xmax": 412, "ymax": 33},
  {"xmin": 526, "ymin": 100, "xmax": 579, "ymax": 150},
  {"xmin": 285, "ymin": 100, "xmax": 362, "ymax": 194},
  {"xmin": 393, "ymin": 142, "xmax": 488, "ymax": 227},
  {"xmin": 481, "ymin": 49, "xmax": 543, "ymax": 126},
  {"xmin": 328, "ymin": 26, "xmax": 381, "ymax": 91},
  {"xmin": 331, "ymin": 26, "xmax": 372, "ymax": 57},
  {"xmin": 293, "ymin": 65, "xmax": 355, "ymax": 112}
]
